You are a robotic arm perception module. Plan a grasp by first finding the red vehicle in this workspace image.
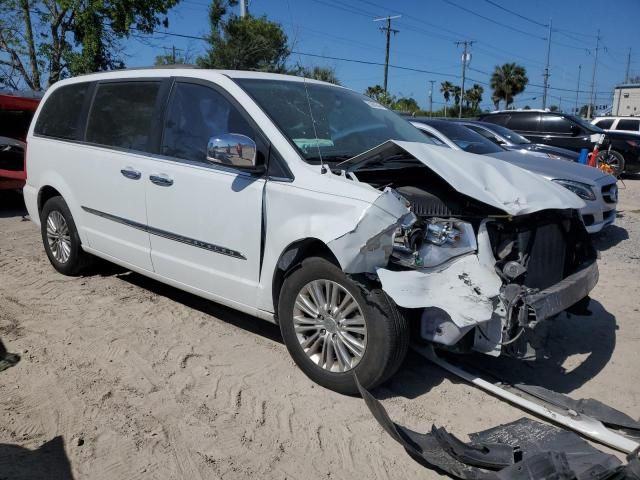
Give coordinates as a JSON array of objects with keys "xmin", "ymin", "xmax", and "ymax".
[{"xmin": 0, "ymin": 92, "xmax": 41, "ymax": 190}]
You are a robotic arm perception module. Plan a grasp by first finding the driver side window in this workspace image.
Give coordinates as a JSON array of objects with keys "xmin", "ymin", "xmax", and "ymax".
[{"xmin": 161, "ymin": 82, "xmax": 255, "ymax": 163}]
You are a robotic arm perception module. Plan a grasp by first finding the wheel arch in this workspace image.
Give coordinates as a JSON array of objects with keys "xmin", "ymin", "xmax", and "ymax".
[
  {"xmin": 271, "ymin": 237, "xmax": 340, "ymax": 321},
  {"xmin": 38, "ymin": 185, "xmax": 63, "ymax": 215}
]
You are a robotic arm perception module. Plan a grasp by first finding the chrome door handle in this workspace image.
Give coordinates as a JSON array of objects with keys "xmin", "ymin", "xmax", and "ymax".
[
  {"xmin": 120, "ymin": 167, "xmax": 141, "ymax": 180},
  {"xmin": 149, "ymin": 174, "xmax": 174, "ymax": 187}
]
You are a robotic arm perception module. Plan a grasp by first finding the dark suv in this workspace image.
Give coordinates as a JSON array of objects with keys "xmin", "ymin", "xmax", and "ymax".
[{"xmin": 478, "ymin": 110, "xmax": 640, "ymax": 175}]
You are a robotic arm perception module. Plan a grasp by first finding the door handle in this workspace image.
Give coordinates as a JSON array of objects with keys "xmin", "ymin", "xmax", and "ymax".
[
  {"xmin": 120, "ymin": 167, "xmax": 141, "ymax": 180},
  {"xmin": 149, "ymin": 174, "xmax": 174, "ymax": 187}
]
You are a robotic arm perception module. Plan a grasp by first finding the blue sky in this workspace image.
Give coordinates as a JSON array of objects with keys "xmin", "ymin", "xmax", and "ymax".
[{"xmin": 127, "ymin": 0, "xmax": 640, "ymax": 112}]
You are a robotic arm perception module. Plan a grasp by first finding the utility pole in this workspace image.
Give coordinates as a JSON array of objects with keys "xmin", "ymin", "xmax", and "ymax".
[
  {"xmin": 374, "ymin": 15, "xmax": 400, "ymax": 94},
  {"xmin": 429, "ymin": 80, "xmax": 435, "ymax": 116},
  {"xmin": 456, "ymin": 40, "xmax": 473, "ymax": 118},
  {"xmin": 542, "ymin": 19, "xmax": 552, "ymax": 109},
  {"xmin": 172, "ymin": 45, "xmax": 176, "ymax": 64},
  {"xmin": 574, "ymin": 64, "xmax": 581, "ymax": 114},
  {"xmin": 625, "ymin": 48, "xmax": 632, "ymax": 83},
  {"xmin": 587, "ymin": 29, "xmax": 600, "ymax": 119},
  {"xmin": 239, "ymin": 0, "xmax": 248, "ymax": 17}
]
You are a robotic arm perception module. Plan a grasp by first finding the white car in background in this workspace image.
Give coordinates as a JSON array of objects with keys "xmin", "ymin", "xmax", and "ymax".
[
  {"xmin": 25, "ymin": 69, "xmax": 598, "ymax": 394},
  {"xmin": 592, "ymin": 117, "xmax": 640, "ymax": 135}
]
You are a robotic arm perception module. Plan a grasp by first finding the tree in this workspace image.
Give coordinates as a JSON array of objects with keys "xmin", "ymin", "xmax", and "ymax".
[
  {"xmin": 364, "ymin": 84, "xmax": 395, "ymax": 107},
  {"xmin": 490, "ymin": 63, "xmax": 529, "ymax": 109},
  {"xmin": 453, "ymin": 85, "xmax": 462, "ymax": 107},
  {"xmin": 197, "ymin": 0, "xmax": 289, "ymax": 72},
  {"xmin": 0, "ymin": 0, "xmax": 179, "ymax": 90},
  {"xmin": 440, "ymin": 80, "xmax": 454, "ymax": 116},
  {"xmin": 464, "ymin": 83, "xmax": 484, "ymax": 111},
  {"xmin": 579, "ymin": 104, "xmax": 594, "ymax": 117},
  {"xmin": 393, "ymin": 96, "xmax": 419, "ymax": 113},
  {"xmin": 155, "ymin": 46, "xmax": 194, "ymax": 66},
  {"xmin": 294, "ymin": 65, "xmax": 340, "ymax": 85},
  {"xmin": 549, "ymin": 105, "xmax": 559, "ymax": 112}
]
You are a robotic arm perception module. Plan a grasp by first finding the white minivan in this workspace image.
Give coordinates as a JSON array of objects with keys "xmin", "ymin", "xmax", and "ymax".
[{"xmin": 25, "ymin": 68, "xmax": 598, "ymax": 393}]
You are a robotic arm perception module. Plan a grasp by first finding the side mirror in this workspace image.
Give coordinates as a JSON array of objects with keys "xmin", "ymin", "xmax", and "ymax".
[
  {"xmin": 206, "ymin": 133, "xmax": 264, "ymax": 173},
  {"xmin": 570, "ymin": 124, "xmax": 582, "ymax": 136}
]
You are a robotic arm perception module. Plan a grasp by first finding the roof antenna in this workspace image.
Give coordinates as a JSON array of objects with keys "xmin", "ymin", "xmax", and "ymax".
[{"xmin": 285, "ymin": 0, "xmax": 326, "ymax": 174}]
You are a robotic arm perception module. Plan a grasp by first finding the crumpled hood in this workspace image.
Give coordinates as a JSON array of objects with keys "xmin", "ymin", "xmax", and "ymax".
[
  {"xmin": 488, "ymin": 150, "xmax": 612, "ymax": 185},
  {"xmin": 339, "ymin": 140, "xmax": 585, "ymax": 215}
]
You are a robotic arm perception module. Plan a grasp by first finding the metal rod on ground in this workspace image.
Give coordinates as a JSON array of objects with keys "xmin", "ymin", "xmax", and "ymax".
[
  {"xmin": 374, "ymin": 15, "xmax": 401, "ymax": 95},
  {"xmin": 587, "ymin": 29, "xmax": 600, "ymax": 120},
  {"xmin": 542, "ymin": 19, "xmax": 552, "ymax": 109},
  {"xmin": 412, "ymin": 344, "xmax": 640, "ymax": 454}
]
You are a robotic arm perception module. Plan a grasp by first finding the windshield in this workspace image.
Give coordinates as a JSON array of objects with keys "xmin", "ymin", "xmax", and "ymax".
[
  {"xmin": 235, "ymin": 79, "xmax": 430, "ymax": 163},
  {"xmin": 566, "ymin": 114, "xmax": 604, "ymax": 133},
  {"xmin": 481, "ymin": 123, "xmax": 530, "ymax": 145},
  {"xmin": 431, "ymin": 121, "xmax": 505, "ymax": 155}
]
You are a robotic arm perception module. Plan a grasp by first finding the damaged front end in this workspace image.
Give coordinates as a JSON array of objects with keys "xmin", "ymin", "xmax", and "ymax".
[{"xmin": 337, "ymin": 141, "xmax": 598, "ymax": 359}]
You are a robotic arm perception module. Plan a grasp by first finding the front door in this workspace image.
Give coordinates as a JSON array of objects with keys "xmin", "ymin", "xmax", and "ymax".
[{"xmin": 144, "ymin": 80, "xmax": 265, "ymax": 309}]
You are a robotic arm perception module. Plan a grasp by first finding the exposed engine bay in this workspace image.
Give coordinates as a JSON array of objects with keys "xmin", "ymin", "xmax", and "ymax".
[{"xmin": 352, "ymin": 161, "xmax": 598, "ymax": 358}]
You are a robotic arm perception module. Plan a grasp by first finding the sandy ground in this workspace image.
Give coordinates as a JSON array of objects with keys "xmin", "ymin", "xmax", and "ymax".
[{"xmin": 0, "ymin": 178, "xmax": 639, "ymax": 479}]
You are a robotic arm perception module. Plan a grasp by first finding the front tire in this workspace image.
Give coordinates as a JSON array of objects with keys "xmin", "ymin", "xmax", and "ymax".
[
  {"xmin": 40, "ymin": 196, "xmax": 92, "ymax": 276},
  {"xmin": 278, "ymin": 257, "xmax": 409, "ymax": 394}
]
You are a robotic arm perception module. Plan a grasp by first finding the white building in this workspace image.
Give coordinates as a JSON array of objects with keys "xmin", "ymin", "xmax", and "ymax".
[{"xmin": 612, "ymin": 84, "xmax": 640, "ymax": 116}]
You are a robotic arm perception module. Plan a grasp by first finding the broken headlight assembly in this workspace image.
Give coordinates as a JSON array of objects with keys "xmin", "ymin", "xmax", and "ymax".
[
  {"xmin": 551, "ymin": 179, "xmax": 596, "ymax": 201},
  {"xmin": 392, "ymin": 218, "xmax": 477, "ymax": 269}
]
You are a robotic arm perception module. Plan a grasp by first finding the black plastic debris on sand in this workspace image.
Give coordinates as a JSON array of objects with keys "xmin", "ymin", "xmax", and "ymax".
[
  {"xmin": 355, "ymin": 375, "xmax": 640, "ymax": 479},
  {"xmin": 0, "ymin": 339, "xmax": 20, "ymax": 372}
]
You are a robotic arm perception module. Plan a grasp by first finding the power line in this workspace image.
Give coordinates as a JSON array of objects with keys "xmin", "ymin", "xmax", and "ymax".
[
  {"xmin": 440, "ymin": 0, "xmax": 547, "ymax": 41},
  {"xmin": 481, "ymin": 0, "xmax": 548, "ymax": 27}
]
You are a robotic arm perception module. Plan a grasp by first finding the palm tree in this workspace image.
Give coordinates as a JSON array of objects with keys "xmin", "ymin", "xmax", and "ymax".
[
  {"xmin": 440, "ymin": 81, "xmax": 454, "ymax": 117},
  {"xmin": 490, "ymin": 63, "xmax": 528, "ymax": 109},
  {"xmin": 453, "ymin": 86, "xmax": 462, "ymax": 107},
  {"xmin": 464, "ymin": 84, "xmax": 484, "ymax": 111}
]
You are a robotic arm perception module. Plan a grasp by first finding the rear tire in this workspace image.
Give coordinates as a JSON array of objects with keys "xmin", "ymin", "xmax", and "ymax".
[
  {"xmin": 40, "ymin": 196, "xmax": 93, "ymax": 276},
  {"xmin": 278, "ymin": 257, "xmax": 409, "ymax": 394},
  {"xmin": 597, "ymin": 150, "xmax": 625, "ymax": 177}
]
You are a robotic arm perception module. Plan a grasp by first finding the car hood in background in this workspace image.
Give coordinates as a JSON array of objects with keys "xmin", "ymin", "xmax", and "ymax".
[
  {"xmin": 338, "ymin": 140, "xmax": 585, "ymax": 216},
  {"xmin": 488, "ymin": 150, "xmax": 613, "ymax": 185}
]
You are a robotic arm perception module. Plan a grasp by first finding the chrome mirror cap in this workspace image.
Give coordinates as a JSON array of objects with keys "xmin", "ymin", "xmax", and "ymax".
[{"xmin": 207, "ymin": 133, "xmax": 258, "ymax": 169}]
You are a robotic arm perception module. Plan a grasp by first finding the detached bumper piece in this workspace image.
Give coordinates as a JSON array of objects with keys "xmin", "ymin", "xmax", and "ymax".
[
  {"xmin": 525, "ymin": 260, "xmax": 599, "ymax": 321},
  {"xmin": 356, "ymin": 376, "xmax": 640, "ymax": 479}
]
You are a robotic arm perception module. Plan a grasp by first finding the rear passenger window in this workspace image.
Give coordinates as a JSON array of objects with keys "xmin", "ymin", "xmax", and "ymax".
[
  {"xmin": 86, "ymin": 82, "xmax": 160, "ymax": 151},
  {"xmin": 161, "ymin": 82, "xmax": 255, "ymax": 163},
  {"xmin": 483, "ymin": 114, "xmax": 509, "ymax": 126},
  {"xmin": 34, "ymin": 83, "xmax": 89, "ymax": 140},
  {"xmin": 540, "ymin": 116, "xmax": 573, "ymax": 134},
  {"xmin": 506, "ymin": 114, "xmax": 538, "ymax": 132},
  {"xmin": 595, "ymin": 119, "xmax": 614, "ymax": 129},
  {"xmin": 616, "ymin": 119, "xmax": 640, "ymax": 131}
]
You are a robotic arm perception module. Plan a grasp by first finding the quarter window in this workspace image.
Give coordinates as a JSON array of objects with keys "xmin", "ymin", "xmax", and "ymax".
[
  {"xmin": 161, "ymin": 82, "xmax": 255, "ymax": 164},
  {"xmin": 34, "ymin": 83, "xmax": 90, "ymax": 140},
  {"xmin": 506, "ymin": 114, "xmax": 539, "ymax": 132},
  {"xmin": 616, "ymin": 119, "xmax": 640, "ymax": 131},
  {"xmin": 86, "ymin": 81, "xmax": 161, "ymax": 151}
]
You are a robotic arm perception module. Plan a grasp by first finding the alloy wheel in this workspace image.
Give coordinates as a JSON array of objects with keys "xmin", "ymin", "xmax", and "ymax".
[
  {"xmin": 293, "ymin": 280, "xmax": 367, "ymax": 373},
  {"xmin": 46, "ymin": 210, "xmax": 71, "ymax": 263}
]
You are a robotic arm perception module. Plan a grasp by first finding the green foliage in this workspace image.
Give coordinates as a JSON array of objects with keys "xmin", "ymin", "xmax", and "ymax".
[
  {"xmin": 464, "ymin": 84, "xmax": 483, "ymax": 110},
  {"xmin": 197, "ymin": 0, "xmax": 289, "ymax": 72},
  {"xmin": 154, "ymin": 47, "xmax": 193, "ymax": 65},
  {"xmin": 490, "ymin": 63, "xmax": 528, "ymax": 109},
  {"xmin": 393, "ymin": 96, "xmax": 419, "ymax": 113},
  {"xmin": 292, "ymin": 65, "xmax": 340, "ymax": 85},
  {"xmin": 364, "ymin": 84, "xmax": 395, "ymax": 107},
  {"xmin": 549, "ymin": 105, "xmax": 559, "ymax": 112},
  {"xmin": 0, "ymin": 0, "xmax": 179, "ymax": 89}
]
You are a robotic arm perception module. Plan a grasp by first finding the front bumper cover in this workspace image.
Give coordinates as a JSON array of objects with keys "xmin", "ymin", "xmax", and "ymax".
[{"xmin": 524, "ymin": 259, "xmax": 599, "ymax": 321}]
